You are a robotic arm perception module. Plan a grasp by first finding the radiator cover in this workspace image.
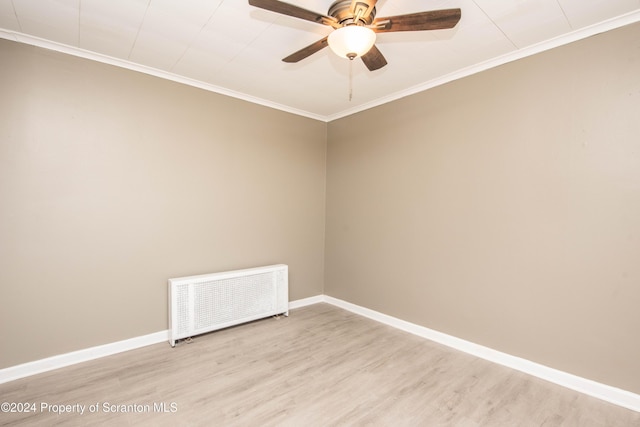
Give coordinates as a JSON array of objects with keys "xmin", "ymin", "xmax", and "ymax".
[{"xmin": 168, "ymin": 264, "xmax": 288, "ymax": 347}]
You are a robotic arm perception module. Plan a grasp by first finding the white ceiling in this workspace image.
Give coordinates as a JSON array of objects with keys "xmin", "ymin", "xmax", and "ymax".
[{"xmin": 1, "ymin": 0, "xmax": 640, "ymax": 121}]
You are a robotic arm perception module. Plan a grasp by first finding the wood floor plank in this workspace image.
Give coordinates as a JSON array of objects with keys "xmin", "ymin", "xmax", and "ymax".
[{"xmin": 1, "ymin": 303, "xmax": 638, "ymax": 426}]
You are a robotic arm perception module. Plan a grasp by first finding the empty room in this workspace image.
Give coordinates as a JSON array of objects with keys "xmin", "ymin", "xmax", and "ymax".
[{"xmin": 1, "ymin": 0, "xmax": 639, "ymax": 425}]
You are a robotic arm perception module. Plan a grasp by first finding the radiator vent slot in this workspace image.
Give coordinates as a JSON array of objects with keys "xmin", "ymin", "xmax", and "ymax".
[{"xmin": 168, "ymin": 264, "xmax": 288, "ymax": 347}]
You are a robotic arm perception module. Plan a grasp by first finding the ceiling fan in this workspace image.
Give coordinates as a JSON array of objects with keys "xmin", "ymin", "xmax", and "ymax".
[{"xmin": 248, "ymin": 0, "xmax": 461, "ymax": 71}]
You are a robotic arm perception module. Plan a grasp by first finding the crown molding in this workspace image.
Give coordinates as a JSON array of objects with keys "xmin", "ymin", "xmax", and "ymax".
[
  {"xmin": 2, "ymin": 8, "xmax": 640, "ymax": 123},
  {"xmin": 326, "ymin": 9, "xmax": 640, "ymax": 121},
  {"xmin": 0, "ymin": 29, "xmax": 326, "ymax": 122}
]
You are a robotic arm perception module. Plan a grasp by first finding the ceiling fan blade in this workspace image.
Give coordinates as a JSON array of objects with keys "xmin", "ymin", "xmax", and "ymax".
[
  {"xmin": 282, "ymin": 37, "xmax": 329, "ymax": 63},
  {"xmin": 249, "ymin": 0, "xmax": 337, "ymax": 26},
  {"xmin": 372, "ymin": 8, "xmax": 461, "ymax": 33},
  {"xmin": 350, "ymin": 0, "xmax": 377, "ymax": 21},
  {"xmin": 361, "ymin": 44, "xmax": 387, "ymax": 71}
]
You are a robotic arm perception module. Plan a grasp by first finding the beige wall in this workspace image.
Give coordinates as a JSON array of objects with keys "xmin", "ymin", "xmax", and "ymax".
[
  {"xmin": 325, "ymin": 22, "xmax": 640, "ymax": 394},
  {"xmin": 0, "ymin": 40, "xmax": 326, "ymax": 368},
  {"xmin": 2, "ymin": 20, "xmax": 640, "ymax": 397}
]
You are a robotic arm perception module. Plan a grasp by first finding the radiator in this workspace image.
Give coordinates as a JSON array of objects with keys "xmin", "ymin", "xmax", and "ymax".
[{"xmin": 168, "ymin": 264, "xmax": 288, "ymax": 347}]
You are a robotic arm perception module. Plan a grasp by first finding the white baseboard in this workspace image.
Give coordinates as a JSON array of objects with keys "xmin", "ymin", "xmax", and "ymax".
[
  {"xmin": 289, "ymin": 294, "xmax": 324, "ymax": 310},
  {"xmin": 323, "ymin": 295, "xmax": 640, "ymax": 413},
  {"xmin": 2, "ymin": 294, "xmax": 639, "ymax": 414},
  {"xmin": 0, "ymin": 295, "xmax": 321, "ymax": 385},
  {"xmin": 0, "ymin": 330, "xmax": 169, "ymax": 385}
]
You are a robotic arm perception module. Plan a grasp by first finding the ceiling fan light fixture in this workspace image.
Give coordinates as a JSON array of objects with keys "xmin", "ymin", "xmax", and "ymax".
[{"xmin": 328, "ymin": 25, "xmax": 376, "ymax": 60}]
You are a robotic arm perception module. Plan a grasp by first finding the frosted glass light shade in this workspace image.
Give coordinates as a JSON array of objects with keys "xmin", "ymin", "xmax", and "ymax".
[{"xmin": 328, "ymin": 25, "xmax": 376, "ymax": 59}]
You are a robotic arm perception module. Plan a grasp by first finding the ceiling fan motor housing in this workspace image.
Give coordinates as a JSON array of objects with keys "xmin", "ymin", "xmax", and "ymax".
[{"xmin": 328, "ymin": 0, "xmax": 376, "ymax": 26}]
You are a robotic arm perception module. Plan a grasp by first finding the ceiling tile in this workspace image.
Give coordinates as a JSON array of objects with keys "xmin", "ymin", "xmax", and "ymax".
[
  {"xmin": 427, "ymin": 1, "xmax": 515, "ymax": 71},
  {"xmin": 172, "ymin": 33, "xmax": 247, "ymax": 82},
  {"xmin": 128, "ymin": 0, "xmax": 223, "ymax": 70},
  {"xmin": 179, "ymin": 0, "xmax": 277, "ymax": 74},
  {"xmin": 0, "ymin": 0, "xmax": 20, "ymax": 32},
  {"xmin": 80, "ymin": 0, "xmax": 149, "ymax": 59},
  {"xmin": 474, "ymin": 0, "xmax": 572, "ymax": 48},
  {"xmin": 559, "ymin": 0, "xmax": 640, "ymax": 28},
  {"xmin": 207, "ymin": 1, "xmax": 272, "ymax": 45},
  {"xmin": 12, "ymin": 0, "xmax": 79, "ymax": 46}
]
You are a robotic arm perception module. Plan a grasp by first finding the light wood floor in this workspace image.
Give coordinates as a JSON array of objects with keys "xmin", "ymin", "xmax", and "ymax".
[{"xmin": 1, "ymin": 303, "xmax": 639, "ymax": 426}]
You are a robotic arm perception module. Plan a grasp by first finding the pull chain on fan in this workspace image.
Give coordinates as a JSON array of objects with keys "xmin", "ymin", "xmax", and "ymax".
[{"xmin": 348, "ymin": 58, "xmax": 353, "ymax": 101}]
